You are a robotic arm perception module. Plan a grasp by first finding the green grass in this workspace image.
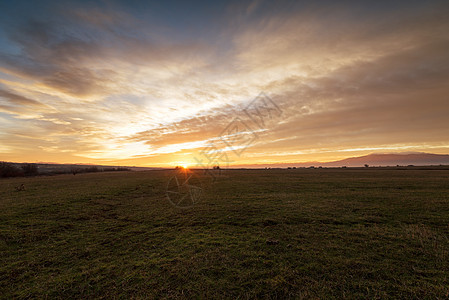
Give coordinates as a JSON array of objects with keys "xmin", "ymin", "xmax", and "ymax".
[{"xmin": 1, "ymin": 169, "xmax": 449, "ymax": 298}]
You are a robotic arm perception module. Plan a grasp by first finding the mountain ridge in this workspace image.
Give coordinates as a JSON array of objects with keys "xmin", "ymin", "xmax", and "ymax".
[{"xmin": 233, "ymin": 152, "xmax": 449, "ymax": 168}]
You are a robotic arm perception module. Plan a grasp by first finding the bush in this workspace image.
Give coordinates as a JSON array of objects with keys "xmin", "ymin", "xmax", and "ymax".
[{"xmin": 84, "ymin": 166, "xmax": 100, "ymax": 173}]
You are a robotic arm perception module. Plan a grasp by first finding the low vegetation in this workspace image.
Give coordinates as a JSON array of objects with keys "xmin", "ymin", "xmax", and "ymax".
[{"xmin": 0, "ymin": 169, "xmax": 448, "ymax": 298}]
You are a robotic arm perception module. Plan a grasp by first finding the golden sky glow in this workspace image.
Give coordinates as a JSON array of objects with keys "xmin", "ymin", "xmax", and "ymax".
[{"xmin": 0, "ymin": 0, "xmax": 449, "ymax": 167}]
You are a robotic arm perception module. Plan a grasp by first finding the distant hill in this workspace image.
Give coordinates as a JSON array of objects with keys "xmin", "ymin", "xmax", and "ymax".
[
  {"xmin": 233, "ymin": 153, "xmax": 449, "ymax": 168},
  {"xmin": 321, "ymin": 153, "xmax": 449, "ymax": 167}
]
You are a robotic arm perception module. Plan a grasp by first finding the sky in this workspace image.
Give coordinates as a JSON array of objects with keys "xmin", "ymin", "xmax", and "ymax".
[{"xmin": 0, "ymin": 0, "xmax": 448, "ymax": 167}]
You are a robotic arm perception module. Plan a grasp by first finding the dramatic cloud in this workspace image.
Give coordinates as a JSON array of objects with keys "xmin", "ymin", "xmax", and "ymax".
[{"xmin": 0, "ymin": 0, "xmax": 448, "ymax": 166}]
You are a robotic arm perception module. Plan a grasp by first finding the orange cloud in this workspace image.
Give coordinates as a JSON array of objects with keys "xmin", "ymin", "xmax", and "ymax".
[{"xmin": 1, "ymin": 1, "xmax": 449, "ymax": 166}]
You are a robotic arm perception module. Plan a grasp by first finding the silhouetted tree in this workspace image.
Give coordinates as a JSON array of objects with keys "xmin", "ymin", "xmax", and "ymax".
[{"xmin": 21, "ymin": 163, "xmax": 38, "ymax": 176}]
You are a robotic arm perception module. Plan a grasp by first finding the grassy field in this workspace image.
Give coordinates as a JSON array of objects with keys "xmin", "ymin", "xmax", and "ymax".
[{"xmin": 1, "ymin": 168, "xmax": 448, "ymax": 298}]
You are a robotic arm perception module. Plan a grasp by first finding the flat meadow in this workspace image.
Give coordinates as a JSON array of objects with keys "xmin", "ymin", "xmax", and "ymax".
[{"xmin": 1, "ymin": 168, "xmax": 448, "ymax": 298}]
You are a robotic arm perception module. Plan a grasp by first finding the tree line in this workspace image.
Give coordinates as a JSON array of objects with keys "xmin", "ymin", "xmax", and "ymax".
[
  {"xmin": 0, "ymin": 162, "xmax": 131, "ymax": 178},
  {"xmin": 0, "ymin": 162, "xmax": 38, "ymax": 178}
]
